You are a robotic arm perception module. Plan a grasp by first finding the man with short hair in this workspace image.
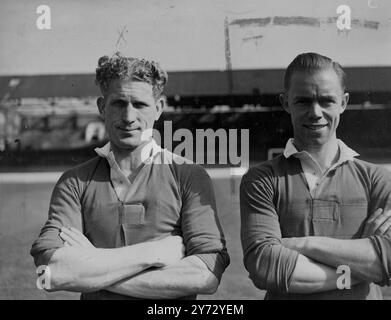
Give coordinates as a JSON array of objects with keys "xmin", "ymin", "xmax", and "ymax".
[
  {"xmin": 240, "ymin": 52, "xmax": 391, "ymax": 299},
  {"xmin": 31, "ymin": 52, "xmax": 229, "ymax": 299}
]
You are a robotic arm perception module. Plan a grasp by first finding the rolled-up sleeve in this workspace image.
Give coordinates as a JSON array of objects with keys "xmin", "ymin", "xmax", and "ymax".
[
  {"xmin": 180, "ymin": 165, "xmax": 230, "ymax": 282},
  {"xmin": 367, "ymin": 166, "xmax": 391, "ymax": 286},
  {"xmin": 240, "ymin": 168, "xmax": 298, "ymax": 293},
  {"xmin": 30, "ymin": 171, "xmax": 83, "ymax": 267},
  {"xmin": 370, "ymin": 235, "xmax": 391, "ymax": 286}
]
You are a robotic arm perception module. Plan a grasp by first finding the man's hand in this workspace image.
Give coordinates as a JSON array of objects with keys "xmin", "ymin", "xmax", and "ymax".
[
  {"xmin": 60, "ymin": 228, "xmax": 184, "ymax": 267},
  {"xmin": 362, "ymin": 208, "xmax": 391, "ymax": 238},
  {"xmin": 60, "ymin": 227, "xmax": 95, "ymax": 249},
  {"xmin": 150, "ymin": 235, "xmax": 186, "ymax": 267},
  {"xmin": 47, "ymin": 230, "xmax": 186, "ymax": 292}
]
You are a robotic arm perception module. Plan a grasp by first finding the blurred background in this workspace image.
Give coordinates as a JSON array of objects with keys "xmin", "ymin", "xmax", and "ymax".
[{"xmin": 0, "ymin": 0, "xmax": 391, "ymax": 299}]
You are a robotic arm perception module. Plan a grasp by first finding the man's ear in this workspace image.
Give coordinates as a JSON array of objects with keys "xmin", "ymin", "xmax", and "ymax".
[
  {"xmin": 279, "ymin": 93, "xmax": 290, "ymax": 114},
  {"xmin": 340, "ymin": 92, "xmax": 349, "ymax": 114},
  {"xmin": 97, "ymin": 97, "xmax": 105, "ymax": 118},
  {"xmin": 154, "ymin": 97, "xmax": 165, "ymax": 121}
]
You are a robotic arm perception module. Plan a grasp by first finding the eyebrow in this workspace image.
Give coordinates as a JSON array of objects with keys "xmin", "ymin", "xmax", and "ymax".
[
  {"xmin": 293, "ymin": 96, "xmax": 313, "ymax": 101},
  {"xmin": 318, "ymin": 95, "xmax": 337, "ymax": 100},
  {"xmin": 109, "ymin": 94, "xmax": 128, "ymax": 100},
  {"xmin": 109, "ymin": 95, "xmax": 150, "ymax": 106},
  {"xmin": 293, "ymin": 94, "xmax": 337, "ymax": 100}
]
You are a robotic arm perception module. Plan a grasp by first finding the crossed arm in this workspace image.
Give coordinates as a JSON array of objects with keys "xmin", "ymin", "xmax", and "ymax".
[
  {"xmin": 32, "ymin": 165, "xmax": 227, "ymax": 299},
  {"xmin": 240, "ymin": 172, "xmax": 391, "ymax": 295},
  {"xmin": 283, "ymin": 226, "xmax": 386, "ymax": 285},
  {"xmin": 45, "ymin": 228, "xmax": 218, "ymax": 298},
  {"xmin": 107, "ymin": 255, "xmax": 218, "ymax": 299},
  {"xmin": 284, "ymin": 165, "xmax": 391, "ymax": 292},
  {"xmin": 283, "ymin": 209, "xmax": 391, "ymax": 293}
]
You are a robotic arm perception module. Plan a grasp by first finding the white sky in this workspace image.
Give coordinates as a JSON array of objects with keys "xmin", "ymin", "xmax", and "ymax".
[{"xmin": 0, "ymin": 0, "xmax": 390, "ymax": 75}]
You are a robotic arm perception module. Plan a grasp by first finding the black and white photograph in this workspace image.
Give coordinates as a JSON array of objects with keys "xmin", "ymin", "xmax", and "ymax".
[{"xmin": 1, "ymin": 0, "xmax": 391, "ymax": 306}]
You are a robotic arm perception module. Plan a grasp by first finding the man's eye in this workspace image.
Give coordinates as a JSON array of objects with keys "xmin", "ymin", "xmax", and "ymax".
[
  {"xmin": 320, "ymin": 99, "xmax": 336, "ymax": 106},
  {"xmin": 133, "ymin": 102, "xmax": 147, "ymax": 108},
  {"xmin": 295, "ymin": 100, "xmax": 310, "ymax": 105},
  {"xmin": 112, "ymin": 100, "xmax": 126, "ymax": 107}
]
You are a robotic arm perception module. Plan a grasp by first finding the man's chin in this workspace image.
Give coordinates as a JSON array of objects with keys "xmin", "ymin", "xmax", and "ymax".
[
  {"xmin": 303, "ymin": 129, "xmax": 329, "ymax": 140},
  {"xmin": 296, "ymin": 134, "xmax": 330, "ymax": 148},
  {"xmin": 114, "ymin": 138, "xmax": 143, "ymax": 150}
]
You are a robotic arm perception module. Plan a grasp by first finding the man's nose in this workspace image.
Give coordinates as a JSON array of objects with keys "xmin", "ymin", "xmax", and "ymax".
[
  {"xmin": 308, "ymin": 102, "xmax": 323, "ymax": 119},
  {"xmin": 122, "ymin": 104, "xmax": 137, "ymax": 123}
]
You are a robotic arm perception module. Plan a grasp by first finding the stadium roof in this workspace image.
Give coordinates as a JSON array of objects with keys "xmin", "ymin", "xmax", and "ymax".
[{"xmin": 1, "ymin": 67, "xmax": 391, "ymax": 99}]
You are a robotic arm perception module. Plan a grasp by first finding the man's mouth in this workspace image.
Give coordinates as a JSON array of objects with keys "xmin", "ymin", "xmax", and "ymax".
[
  {"xmin": 303, "ymin": 124, "xmax": 328, "ymax": 131},
  {"xmin": 117, "ymin": 126, "xmax": 140, "ymax": 132}
]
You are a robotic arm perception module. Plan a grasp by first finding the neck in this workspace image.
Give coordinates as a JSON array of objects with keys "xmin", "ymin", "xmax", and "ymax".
[
  {"xmin": 111, "ymin": 140, "xmax": 152, "ymax": 174},
  {"xmin": 294, "ymin": 138, "xmax": 339, "ymax": 172}
]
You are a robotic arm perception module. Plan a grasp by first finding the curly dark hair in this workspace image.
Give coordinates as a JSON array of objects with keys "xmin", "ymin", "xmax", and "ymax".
[{"xmin": 95, "ymin": 52, "xmax": 168, "ymax": 99}]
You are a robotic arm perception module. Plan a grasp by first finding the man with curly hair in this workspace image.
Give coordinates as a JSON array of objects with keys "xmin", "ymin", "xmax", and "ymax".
[{"xmin": 31, "ymin": 52, "xmax": 229, "ymax": 299}]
